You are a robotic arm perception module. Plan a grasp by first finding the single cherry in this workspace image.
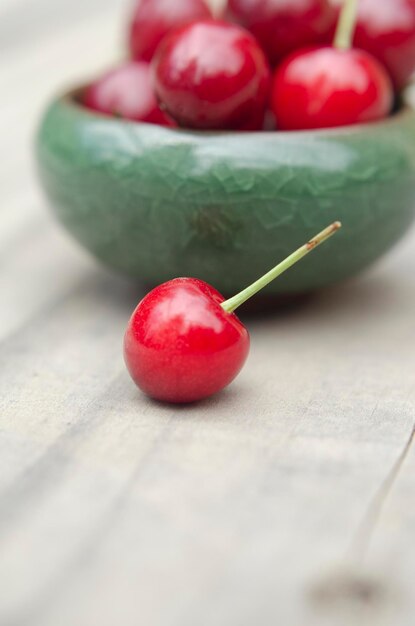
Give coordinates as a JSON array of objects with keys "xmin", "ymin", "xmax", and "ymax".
[
  {"xmin": 124, "ymin": 222, "xmax": 341, "ymax": 404},
  {"xmin": 353, "ymin": 0, "xmax": 415, "ymax": 90},
  {"xmin": 83, "ymin": 61, "xmax": 176, "ymax": 126},
  {"xmin": 152, "ymin": 20, "xmax": 271, "ymax": 130},
  {"xmin": 228, "ymin": 0, "xmax": 336, "ymax": 66},
  {"xmin": 129, "ymin": 0, "xmax": 213, "ymax": 62},
  {"xmin": 271, "ymin": 0, "xmax": 393, "ymax": 130}
]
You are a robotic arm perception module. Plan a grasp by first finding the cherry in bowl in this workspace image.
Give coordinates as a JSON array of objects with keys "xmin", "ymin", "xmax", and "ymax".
[
  {"xmin": 353, "ymin": 0, "xmax": 415, "ymax": 90},
  {"xmin": 152, "ymin": 20, "xmax": 271, "ymax": 130},
  {"xmin": 228, "ymin": 0, "xmax": 336, "ymax": 66},
  {"xmin": 83, "ymin": 61, "xmax": 175, "ymax": 126},
  {"xmin": 272, "ymin": 46, "xmax": 393, "ymax": 131},
  {"xmin": 129, "ymin": 0, "xmax": 213, "ymax": 62},
  {"xmin": 271, "ymin": 0, "xmax": 393, "ymax": 131}
]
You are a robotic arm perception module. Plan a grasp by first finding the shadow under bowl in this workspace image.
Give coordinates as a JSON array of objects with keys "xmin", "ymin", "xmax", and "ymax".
[{"xmin": 36, "ymin": 90, "xmax": 415, "ymax": 296}]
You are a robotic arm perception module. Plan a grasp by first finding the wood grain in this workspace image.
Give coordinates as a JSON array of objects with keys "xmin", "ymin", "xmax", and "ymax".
[{"xmin": 1, "ymin": 2, "xmax": 414, "ymax": 625}]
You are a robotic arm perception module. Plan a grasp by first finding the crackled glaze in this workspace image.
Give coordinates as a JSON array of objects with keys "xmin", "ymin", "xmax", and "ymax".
[{"xmin": 36, "ymin": 93, "xmax": 415, "ymax": 294}]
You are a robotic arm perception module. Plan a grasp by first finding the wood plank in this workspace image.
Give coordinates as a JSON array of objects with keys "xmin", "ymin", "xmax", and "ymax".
[{"xmin": 1, "ymin": 243, "xmax": 415, "ymax": 625}]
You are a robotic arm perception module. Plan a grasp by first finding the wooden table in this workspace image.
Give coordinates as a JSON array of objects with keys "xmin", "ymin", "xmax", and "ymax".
[{"xmin": 1, "ymin": 2, "xmax": 415, "ymax": 624}]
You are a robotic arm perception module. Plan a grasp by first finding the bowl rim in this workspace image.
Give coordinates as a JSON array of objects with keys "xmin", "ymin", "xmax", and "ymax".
[{"xmin": 56, "ymin": 84, "xmax": 415, "ymax": 140}]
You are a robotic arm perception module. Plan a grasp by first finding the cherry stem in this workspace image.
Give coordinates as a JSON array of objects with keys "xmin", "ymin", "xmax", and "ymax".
[
  {"xmin": 333, "ymin": 0, "xmax": 359, "ymax": 50},
  {"xmin": 221, "ymin": 222, "xmax": 342, "ymax": 314}
]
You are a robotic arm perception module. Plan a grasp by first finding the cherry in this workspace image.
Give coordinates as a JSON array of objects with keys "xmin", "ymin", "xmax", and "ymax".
[
  {"xmin": 83, "ymin": 61, "xmax": 175, "ymax": 126},
  {"xmin": 272, "ymin": 47, "xmax": 393, "ymax": 130},
  {"xmin": 152, "ymin": 20, "xmax": 271, "ymax": 130},
  {"xmin": 353, "ymin": 0, "xmax": 415, "ymax": 90},
  {"xmin": 228, "ymin": 0, "xmax": 336, "ymax": 66},
  {"xmin": 124, "ymin": 222, "xmax": 341, "ymax": 404},
  {"xmin": 129, "ymin": 0, "xmax": 213, "ymax": 62},
  {"xmin": 271, "ymin": 0, "xmax": 393, "ymax": 130},
  {"xmin": 125, "ymin": 278, "xmax": 250, "ymax": 404}
]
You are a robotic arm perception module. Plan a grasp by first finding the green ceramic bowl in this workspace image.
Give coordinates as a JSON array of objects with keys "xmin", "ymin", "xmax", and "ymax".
[{"xmin": 36, "ymin": 91, "xmax": 415, "ymax": 295}]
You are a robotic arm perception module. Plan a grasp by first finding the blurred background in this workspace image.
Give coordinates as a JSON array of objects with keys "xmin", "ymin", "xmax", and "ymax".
[{"xmin": 0, "ymin": 0, "xmax": 225, "ymax": 340}]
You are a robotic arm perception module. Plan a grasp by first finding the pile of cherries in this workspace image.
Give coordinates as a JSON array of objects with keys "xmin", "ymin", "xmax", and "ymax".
[{"xmin": 84, "ymin": 0, "xmax": 415, "ymax": 131}]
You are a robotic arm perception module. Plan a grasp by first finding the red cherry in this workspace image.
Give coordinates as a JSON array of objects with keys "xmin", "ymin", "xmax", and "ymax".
[
  {"xmin": 228, "ymin": 0, "xmax": 336, "ymax": 65},
  {"xmin": 129, "ymin": 0, "xmax": 213, "ymax": 62},
  {"xmin": 271, "ymin": 0, "xmax": 394, "ymax": 131},
  {"xmin": 83, "ymin": 61, "xmax": 175, "ymax": 126},
  {"xmin": 271, "ymin": 46, "xmax": 393, "ymax": 130},
  {"xmin": 353, "ymin": 0, "xmax": 415, "ymax": 90},
  {"xmin": 124, "ymin": 278, "xmax": 250, "ymax": 403},
  {"xmin": 153, "ymin": 20, "xmax": 271, "ymax": 130},
  {"xmin": 124, "ymin": 223, "xmax": 341, "ymax": 404}
]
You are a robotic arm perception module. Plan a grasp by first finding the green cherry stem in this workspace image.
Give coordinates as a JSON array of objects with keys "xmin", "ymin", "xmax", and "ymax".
[
  {"xmin": 221, "ymin": 222, "xmax": 342, "ymax": 314},
  {"xmin": 333, "ymin": 0, "xmax": 359, "ymax": 50}
]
